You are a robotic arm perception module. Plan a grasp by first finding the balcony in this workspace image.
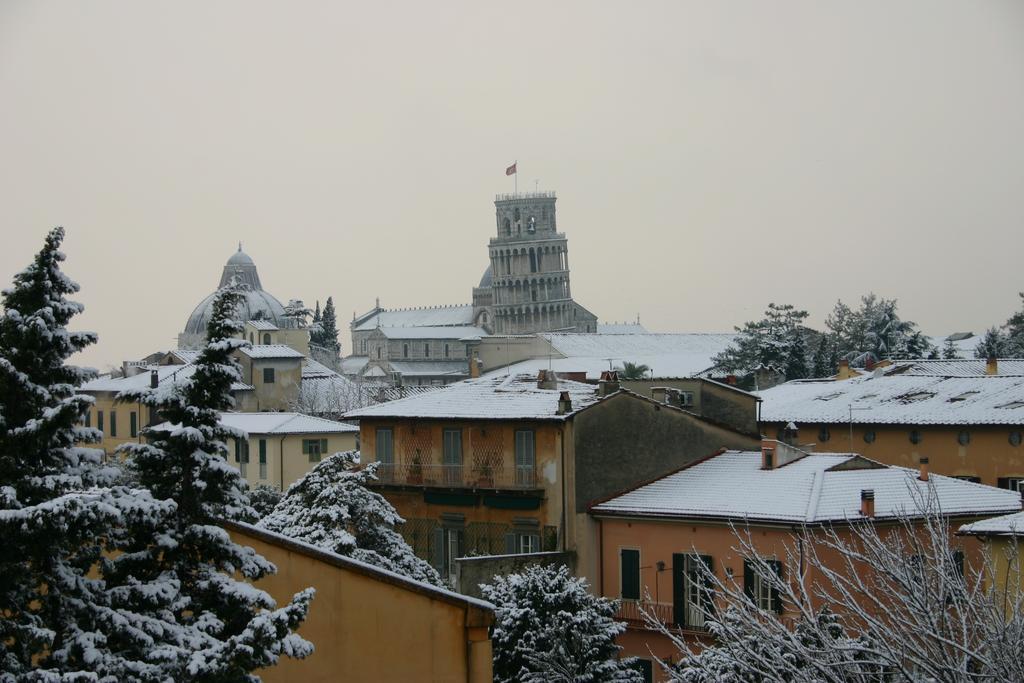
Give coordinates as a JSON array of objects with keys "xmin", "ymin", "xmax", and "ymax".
[
  {"xmin": 616, "ymin": 599, "xmax": 711, "ymax": 633},
  {"xmin": 373, "ymin": 463, "xmax": 539, "ymax": 490}
]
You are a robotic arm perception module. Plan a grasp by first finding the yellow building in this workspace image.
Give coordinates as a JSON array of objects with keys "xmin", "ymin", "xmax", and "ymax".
[
  {"xmin": 959, "ymin": 510, "xmax": 1024, "ymax": 605},
  {"xmin": 345, "ymin": 371, "xmax": 760, "ymax": 588},
  {"xmin": 224, "ymin": 520, "xmax": 494, "ymax": 683},
  {"xmin": 757, "ymin": 358, "xmax": 1024, "ymax": 489},
  {"xmin": 218, "ymin": 412, "xmax": 358, "ymax": 490}
]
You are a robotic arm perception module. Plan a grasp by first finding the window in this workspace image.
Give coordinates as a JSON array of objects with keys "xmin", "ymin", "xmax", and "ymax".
[
  {"xmin": 84, "ymin": 410, "xmax": 91, "ymax": 428},
  {"xmin": 303, "ymin": 438, "xmax": 328, "ymax": 463},
  {"xmin": 424, "ymin": 343, "xmax": 430, "ymax": 357},
  {"xmin": 514, "ymin": 430, "xmax": 536, "ymax": 486},
  {"xmin": 235, "ymin": 439, "xmax": 249, "ymax": 477},
  {"xmin": 957, "ymin": 431, "xmax": 971, "ymax": 446},
  {"xmin": 505, "ymin": 527, "xmax": 541, "ymax": 555},
  {"xmin": 376, "ymin": 428, "xmax": 394, "ymax": 466},
  {"xmin": 909, "ymin": 429, "xmax": 923, "ymax": 445},
  {"xmin": 360, "ymin": 339, "xmax": 367, "ymax": 353},
  {"xmin": 262, "ymin": 333, "xmax": 271, "ymax": 345},
  {"xmin": 263, "ymin": 367, "xmax": 275, "ymax": 384},
  {"xmin": 403, "ymin": 344, "xmax": 408, "ymax": 358},
  {"xmin": 863, "ymin": 430, "xmax": 876, "ymax": 444},
  {"xmin": 744, "ymin": 558, "xmax": 783, "ymax": 614},
  {"xmin": 680, "ymin": 391, "xmax": 694, "ymax": 407},
  {"xmin": 818, "ymin": 426, "xmax": 830, "ymax": 442},
  {"xmin": 259, "ymin": 439, "xmax": 267, "ymax": 480},
  {"xmin": 997, "ymin": 477, "xmax": 1024, "ymax": 492},
  {"xmin": 953, "ymin": 475, "xmax": 981, "ymax": 483},
  {"xmin": 377, "ymin": 347, "xmax": 382, "ymax": 359},
  {"xmin": 632, "ymin": 659, "xmax": 654, "ymax": 683},
  {"xmin": 444, "ymin": 344, "xmax": 450, "ymax": 358},
  {"xmin": 442, "ymin": 429, "xmax": 462, "ymax": 485},
  {"xmin": 109, "ymin": 411, "xmax": 117, "ymax": 437},
  {"xmin": 130, "ymin": 412, "xmax": 138, "ymax": 438},
  {"xmin": 1011, "ymin": 431, "xmax": 1023, "ymax": 447},
  {"xmin": 97, "ymin": 411, "xmax": 104, "ymax": 434},
  {"xmin": 432, "ymin": 525, "xmax": 464, "ymax": 587},
  {"xmin": 673, "ymin": 554, "xmax": 714, "ymax": 630},
  {"xmin": 620, "ymin": 549, "xmax": 640, "ymax": 600},
  {"xmin": 249, "ymin": 333, "xmax": 254, "ymax": 343}
]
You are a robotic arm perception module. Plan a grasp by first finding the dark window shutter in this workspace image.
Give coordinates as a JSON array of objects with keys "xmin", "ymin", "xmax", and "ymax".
[
  {"xmin": 621, "ymin": 549, "xmax": 640, "ymax": 600},
  {"xmin": 952, "ymin": 550, "xmax": 965, "ymax": 582},
  {"xmin": 699, "ymin": 554, "xmax": 715, "ymax": 616},
  {"xmin": 770, "ymin": 560, "xmax": 784, "ymax": 614},
  {"xmin": 505, "ymin": 532, "xmax": 516, "ymax": 554},
  {"xmin": 321, "ymin": 438, "xmax": 328, "ymax": 454},
  {"xmin": 432, "ymin": 527, "xmax": 445, "ymax": 570},
  {"xmin": 671, "ymin": 553, "xmax": 686, "ymax": 627},
  {"xmin": 259, "ymin": 439, "xmax": 267, "ymax": 464},
  {"xmin": 234, "ymin": 439, "xmax": 240, "ymax": 463},
  {"xmin": 997, "ymin": 477, "xmax": 1010, "ymax": 490},
  {"xmin": 743, "ymin": 559, "xmax": 754, "ymax": 601}
]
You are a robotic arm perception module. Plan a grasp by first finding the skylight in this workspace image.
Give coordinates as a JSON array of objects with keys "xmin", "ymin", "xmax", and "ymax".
[
  {"xmin": 816, "ymin": 392, "xmax": 843, "ymax": 401},
  {"xmin": 997, "ymin": 401, "xmax": 1024, "ymax": 409},
  {"xmin": 897, "ymin": 391, "xmax": 936, "ymax": 403},
  {"xmin": 948, "ymin": 391, "xmax": 980, "ymax": 403}
]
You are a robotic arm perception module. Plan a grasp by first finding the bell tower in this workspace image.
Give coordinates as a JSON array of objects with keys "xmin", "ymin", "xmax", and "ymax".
[{"xmin": 488, "ymin": 192, "xmax": 583, "ymax": 334}]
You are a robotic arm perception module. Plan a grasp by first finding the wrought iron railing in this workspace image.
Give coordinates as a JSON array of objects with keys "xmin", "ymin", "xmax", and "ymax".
[
  {"xmin": 616, "ymin": 599, "xmax": 711, "ymax": 633},
  {"xmin": 373, "ymin": 463, "xmax": 538, "ymax": 490}
]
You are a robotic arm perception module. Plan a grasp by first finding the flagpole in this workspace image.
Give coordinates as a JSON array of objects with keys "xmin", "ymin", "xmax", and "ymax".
[{"xmin": 514, "ymin": 160, "xmax": 517, "ymax": 195}]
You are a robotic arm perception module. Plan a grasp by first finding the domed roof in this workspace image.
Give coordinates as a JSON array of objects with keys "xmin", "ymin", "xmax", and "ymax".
[
  {"xmin": 479, "ymin": 264, "xmax": 494, "ymax": 288},
  {"xmin": 182, "ymin": 246, "xmax": 286, "ymax": 336}
]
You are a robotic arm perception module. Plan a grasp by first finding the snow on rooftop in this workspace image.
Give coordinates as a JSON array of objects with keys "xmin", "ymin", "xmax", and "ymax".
[
  {"xmin": 302, "ymin": 357, "xmax": 342, "ymax": 379},
  {"xmin": 237, "ymin": 344, "xmax": 305, "ymax": 359},
  {"xmin": 386, "ymin": 360, "xmax": 467, "ymax": 377},
  {"xmin": 883, "ymin": 358, "xmax": 1024, "ymax": 377},
  {"xmin": 757, "ymin": 373, "xmax": 1024, "ymax": 426},
  {"xmin": 959, "ymin": 510, "xmax": 1024, "ymax": 536},
  {"xmin": 154, "ymin": 412, "xmax": 358, "ymax": 435},
  {"xmin": 374, "ymin": 325, "xmax": 487, "ymax": 340},
  {"xmin": 596, "ymin": 322, "xmax": 649, "ymax": 334},
  {"xmin": 81, "ymin": 364, "xmax": 253, "ymax": 393},
  {"xmin": 246, "ymin": 319, "xmax": 279, "ymax": 331},
  {"xmin": 354, "ymin": 305, "xmax": 475, "ymax": 331},
  {"xmin": 344, "ymin": 373, "xmax": 600, "ymax": 420},
  {"xmin": 592, "ymin": 451, "xmax": 1021, "ymax": 523}
]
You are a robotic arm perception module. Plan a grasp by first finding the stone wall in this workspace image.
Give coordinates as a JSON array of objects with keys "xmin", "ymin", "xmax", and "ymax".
[{"xmin": 455, "ymin": 551, "xmax": 576, "ymax": 599}]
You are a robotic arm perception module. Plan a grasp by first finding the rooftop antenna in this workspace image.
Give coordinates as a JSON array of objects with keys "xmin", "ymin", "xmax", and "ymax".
[
  {"xmin": 534, "ymin": 179, "xmax": 539, "ymax": 192},
  {"xmin": 238, "ymin": 241, "xmax": 242, "ymax": 252}
]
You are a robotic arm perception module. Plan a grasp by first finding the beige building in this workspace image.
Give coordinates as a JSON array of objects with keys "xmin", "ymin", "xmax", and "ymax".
[
  {"xmin": 218, "ymin": 412, "xmax": 358, "ymax": 490},
  {"xmin": 959, "ymin": 510, "xmax": 1024, "ymax": 607},
  {"xmin": 225, "ymin": 520, "xmax": 494, "ymax": 683}
]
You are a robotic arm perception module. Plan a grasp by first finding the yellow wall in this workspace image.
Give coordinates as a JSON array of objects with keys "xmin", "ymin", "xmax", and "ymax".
[
  {"xmin": 965, "ymin": 535, "xmax": 1024, "ymax": 606},
  {"xmin": 82, "ymin": 391, "xmax": 152, "ymax": 456},
  {"xmin": 226, "ymin": 522, "xmax": 494, "ymax": 683},
  {"xmin": 226, "ymin": 432, "xmax": 358, "ymax": 491},
  {"xmin": 763, "ymin": 423, "xmax": 1024, "ymax": 486},
  {"xmin": 236, "ymin": 357, "xmax": 302, "ymax": 411}
]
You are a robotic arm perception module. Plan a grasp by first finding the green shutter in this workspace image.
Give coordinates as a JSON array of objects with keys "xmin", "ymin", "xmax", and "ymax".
[
  {"xmin": 302, "ymin": 439, "xmax": 309, "ymax": 455},
  {"xmin": 321, "ymin": 438, "xmax": 328, "ymax": 454},
  {"xmin": 699, "ymin": 555, "xmax": 715, "ymax": 616},
  {"xmin": 259, "ymin": 439, "xmax": 267, "ymax": 464},
  {"xmin": 234, "ymin": 439, "xmax": 240, "ymax": 462},
  {"xmin": 621, "ymin": 549, "xmax": 640, "ymax": 600},
  {"xmin": 770, "ymin": 560, "xmax": 784, "ymax": 614}
]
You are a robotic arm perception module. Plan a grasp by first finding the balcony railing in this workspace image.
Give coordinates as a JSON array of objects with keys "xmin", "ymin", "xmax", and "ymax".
[
  {"xmin": 616, "ymin": 599, "xmax": 711, "ymax": 633},
  {"xmin": 373, "ymin": 463, "xmax": 539, "ymax": 490}
]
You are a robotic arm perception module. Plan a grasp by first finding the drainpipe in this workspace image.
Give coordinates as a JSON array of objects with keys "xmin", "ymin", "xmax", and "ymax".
[
  {"xmin": 279, "ymin": 435, "xmax": 287, "ymax": 491},
  {"xmin": 560, "ymin": 424, "xmax": 567, "ymax": 551},
  {"xmin": 598, "ymin": 517, "xmax": 604, "ymax": 596}
]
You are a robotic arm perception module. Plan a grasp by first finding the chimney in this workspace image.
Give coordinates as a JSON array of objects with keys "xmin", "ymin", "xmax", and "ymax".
[
  {"xmin": 860, "ymin": 489, "xmax": 875, "ymax": 518},
  {"xmin": 761, "ymin": 442, "xmax": 775, "ymax": 470},
  {"xmin": 469, "ymin": 353, "xmax": 481, "ymax": 379},
  {"xmin": 150, "ymin": 369, "xmax": 159, "ymax": 389},
  {"xmin": 537, "ymin": 369, "xmax": 557, "ymax": 390},
  {"xmin": 986, "ymin": 356, "xmax": 998, "ymax": 376},
  {"xmin": 598, "ymin": 370, "xmax": 620, "ymax": 397},
  {"xmin": 865, "ymin": 356, "xmax": 876, "ymax": 371},
  {"xmin": 556, "ymin": 391, "xmax": 573, "ymax": 415},
  {"xmin": 919, "ymin": 456, "xmax": 929, "ymax": 482}
]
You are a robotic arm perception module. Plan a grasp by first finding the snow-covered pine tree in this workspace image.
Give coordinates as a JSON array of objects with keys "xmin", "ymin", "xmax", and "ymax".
[
  {"xmin": 309, "ymin": 300, "xmax": 323, "ymax": 346},
  {"xmin": 0, "ymin": 227, "xmax": 182, "ymax": 678},
  {"xmin": 810, "ymin": 335, "xmax": 833, "ymax": 378},
  {"xmin": 1006, "ymin": 292, "xmax": 1024, "ymax": 356},
  {"xmin": 712, "ymin": 303, "xmax": 809, "ymax": 383},
  {"xmin": 481, "ymin": 564, "xmax": 641, "ymax": 683},
  {"xmin": 975, "ymin": 326, "xmax": 1008, "ymax": 359},
  {"xmin": 941, "ymin": 337, "xmax": 962, "ymax": 359},
  {"xmin": 319, "ymin": 297, "xmax": 339, "ymax": 354},
  {"xmin": 258, "ymin": 451, "xmax": 442, "ymax": 586},
  {"xmin": 250, "ymin": 483, "xmax": 284, "ymax": 519},
  {"xmin": 116, "ymin": 283, "xmax": 313, "ymax": 680},
  {"xmin": 784, "ymin": 331, "xmax": 809, "ymax": 380}
]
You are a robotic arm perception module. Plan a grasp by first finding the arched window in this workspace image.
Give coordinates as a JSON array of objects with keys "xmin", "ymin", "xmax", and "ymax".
[
  {"xmin": 529, "ymin": 249, "xmax": 537, "ymax": 273},
  {"xmin": 503, "ymin": 218, "xmax": 511, "ymax": 236},
  {"xmin": 377, "ymin": 347, "xmax": 382, "ymax": 359},
  {"xmin": 262, "ymin": 333, "xmax": 271, "ymax": 345},
  {"xmin": 514, "ymin": 208, "xmax": 520, "ymax": 222}
]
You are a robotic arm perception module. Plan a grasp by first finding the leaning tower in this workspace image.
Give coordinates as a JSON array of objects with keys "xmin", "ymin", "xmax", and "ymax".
[{"xmin": 487, "ymin": 192, "xmax": 596, "ymax": 334}]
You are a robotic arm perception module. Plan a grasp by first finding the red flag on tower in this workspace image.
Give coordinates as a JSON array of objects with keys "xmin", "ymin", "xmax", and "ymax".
[{"xmin": 505, "ymin": 162, "xmax": 517, "ymax": 176}]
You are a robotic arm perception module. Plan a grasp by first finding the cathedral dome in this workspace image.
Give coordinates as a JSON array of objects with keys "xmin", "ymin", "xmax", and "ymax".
[
  {"xmin": 478, "ymin": 264, "xmax": 494, "ymax": 288},
  {"xmin": 181, "ymin": 247, "xmax": 286, "ymax": 336}
]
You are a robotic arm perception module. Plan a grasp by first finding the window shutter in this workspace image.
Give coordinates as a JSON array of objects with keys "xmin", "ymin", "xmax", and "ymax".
[
  {"xmin": 621, "ymin": 549, "xmax": 640, "ymax": 600},
  {"xmin": 259, "ymin": 439, "xmax": 267, "ymax": 464},
  {"xmin": 700, "ymin": 554, "xmax": 715, "ymax": 616},
  {"xmin": 743, "ymin": 559, "xmax": 754, "ymax": 601},
  {"xmin": 952, "ymin": 550, "xmax": 965, "ymax": 582},
  {"xmin": 530, "ymin": 533, "xmax": 540, "ymax": 553},
  {"xmin": 997, "ymin": 477, "xmax": 1010, "ymax": 490},
  {"xmin": 432, "ymin": 527, "xmax": 445, "ymax": 570},
  {"xmin": 505, "ymin": 532, "xmax": 517, "ymax": 554},
  {"xmin": 321, "ymin": 438, "xmax": 328, "ymax": 454},
  {"xmin": 770, "ymin": 560, "xmax": 784, "ymax": 615},
  {"xmin": 234, "ymin": 440, "xmax": 240, "ymax": 462}
]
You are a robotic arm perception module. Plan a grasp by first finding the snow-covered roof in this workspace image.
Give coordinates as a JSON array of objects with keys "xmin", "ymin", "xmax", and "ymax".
[
  {"xmin": 168, "ymin": 349, "xmax": 201, "ymax": 364},
  {"xmin": 883, "ymin": 359, "xmax": 1024, "ymax": 377},
  {"xmin": 375, "ymin": 326, "xmax": 487, "ymax": 340},
  {"xmin": 340, "ymin": 355, "xmax": 369, "ymax": 375},
  {"xmin": 344, "ymin": 373, "xmax": 601, "ymax": 421},
  {"xmin": 591, "ymin": 451, "xmax": 1021, "ymax": 523},
  {"xmin": 482, "ymin": 332, "xmax": 736, "ymax": 381},
  {"xmin": 757, "ymin": 373, "xmax": 1024, "ymax": 426},
  {"xmin": 237, "ymin": 344, "xmax": 305, "ymax": 359},
  {"xmin": 597, "ymin": 322, "xmax": 649, "ymax": 334},
  {"xmin": 959, "ymin": 511, "xmax": 1024, "ymax": 537},
  {"xmin": 81, "ymin": 364, "xmax": 253, "ymax": 393},
  {"xmin": 353, "ymin": 305, "xmax": 475, "ymax": 331},
  {"xmin": 154, "ymin": 411, "xmax": 358, "ymax": 435},
  {"xmin": 387, "ymin": 360, "xmax": 468, "ymax": 377},
  {"xmin": 246, "ymin": 319, "xmax": 279, "ymax": 331},
  {"xmin": 302, "ymin": 358, "xmax": 340, "ymax": 379},
  {"xmin": 928, "ymin": 334, "xmax": 981, "ymax": 359}
]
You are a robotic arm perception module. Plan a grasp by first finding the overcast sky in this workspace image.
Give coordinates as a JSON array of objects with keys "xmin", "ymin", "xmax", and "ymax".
[{"xmin": 1, "ymin": 1, "xmax": 1022, "ymax": 370}]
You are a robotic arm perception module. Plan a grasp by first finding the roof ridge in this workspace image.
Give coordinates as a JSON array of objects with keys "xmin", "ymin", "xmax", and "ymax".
[{"xmin": 805, "ymin": 469, "xmax": 825, "ymax": 522}]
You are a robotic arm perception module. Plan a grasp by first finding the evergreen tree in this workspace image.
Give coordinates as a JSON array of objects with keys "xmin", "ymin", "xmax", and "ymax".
[
  {"xmin": 309, "ymin": 300, "xmax": 323, "ymax": 346},
  {"xmin": 0, "ymin": 227, "xmax": 180, "ymax": 678},
  {"xmin": 250, "ymin": 483, "xmax": 284, "ymax": 519},
  {"xmin": 481, "ymin": 564, "xmax": 640, "ymax": 683},
  {"xmin": 1003, "ymin": 292, "xmax": 1024, "ymax": 356},
  {"xmin": 259, "ymin": 451, "xmax": 442, "ymax": 586},
  {"xmin": 826, "ymin": 294, "xmax": 930, "ymax": 365},
  {"xmin": 712, "ymin": 303, "xmax": 809, "ymax": 380},
  {"xmin": 975, "ymin": 326, "xmax": 1008, "ymax": 359},
  {"xmin": 941, "ymin": 338, "xmax": 962, "ymax": 359},
  {"xmin": 811, "ymin": 335, "xmax": 832, "ymax": 378},
  {"xmin": 313, "ymin": 300, "xmax": 322, "ymax": 325},
  {"xmin": 117, "ymin": 284, "xmax": 313, "ymax": 680},
  {"xmin": 319, "ymin": 296, "xmax": 339, "ymax": 354},
  {"xmin": 784, "ymin": 331, "xmax": 809, "ymax": 380},
  {"xmin": 619, "ymin": 361, "xmax": 650, "ymax": 380}
]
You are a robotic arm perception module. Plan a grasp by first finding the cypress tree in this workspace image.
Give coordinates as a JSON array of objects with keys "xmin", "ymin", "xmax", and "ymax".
[{"xmin": 320, "ymin": 296, "xmax": 339, "ymax": 354}]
